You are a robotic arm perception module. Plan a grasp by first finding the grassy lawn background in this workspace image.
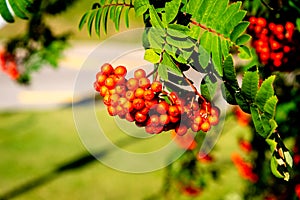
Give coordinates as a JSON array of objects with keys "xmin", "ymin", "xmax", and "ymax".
[{"xmin": 0, "ymin": 103, "xmax": 251, "ymax": 200}]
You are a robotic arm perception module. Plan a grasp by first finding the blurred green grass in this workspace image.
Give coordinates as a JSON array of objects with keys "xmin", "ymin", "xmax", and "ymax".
[{"xmin": 0, "ymin": 104, "xmax": 251, "ymax": 200}]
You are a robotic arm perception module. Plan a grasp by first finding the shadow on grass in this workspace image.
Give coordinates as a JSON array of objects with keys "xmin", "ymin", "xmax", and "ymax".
[{"xmin": 0, "ymin": 137, "xmax": 133, "ymax": 200}]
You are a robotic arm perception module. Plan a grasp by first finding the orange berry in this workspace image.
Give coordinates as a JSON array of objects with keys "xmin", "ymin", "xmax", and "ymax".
[
  {"xmin": 151, "ymin": 81, "xmax": 162, "ymax": 93},
  {"xmin": 134, "ymin": 69, "xmax": 146, "ymax": 79},
  {"xmin": 101, "ymin": 63, "xmax": 114, "ymax": 75},
  {"xmin": 126, "ymin": 78, "xmax": 139, "ymax": 91},
  {"xmin": 105, "ymin": 77, "xmax": 116, "ymax": 89},
  {"xmin": 139, "ymin": 77, "xmax": 151, "ymax": 89},
  {"xmin": 135, "ymin": 88, "xmax": 145, "ymax": 98},
  {"xmin": 114, "ymin": 65, "xmax": 127, "ymax": 77}
]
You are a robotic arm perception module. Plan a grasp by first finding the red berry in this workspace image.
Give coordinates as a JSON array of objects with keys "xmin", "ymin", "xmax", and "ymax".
[
  {"xmin": 103, "ymin": 94, "xmax": 111, "ymax": 106},
  {"xmin": 149, "ymin": 115, "xmax": 159, "ymax": 126},
  {"xmin": 133, "ymin": 98, "xmax": 145, "ymax": 110},
  {"xmin": 143, "ymin": 89, "xmax": 155, "ymax": 101},
  {"xmin": 134, "ymin": 69, "xmax": 146, "ymax": 79},
  {"xmin": 126, "ymin": 78, "xmax": 139, "ymax": 91},
  {"xmin": 139, "ymin": 77, "xmax": 151, "ymax": 89},
  {"xmin": 99, "ymin": 86, "xmax": 109, "ymax": 97},
  {"xmin": 283, "ymin": 46, "xmax": 291, "ymax": 53},
  {"xmin": 249, "ymin": 17, "xmax": 257, "ymax": 24},
  {"xmin": 125, "ymin": 113, "xmax": 134, "ymax": 122},
  {"xmin": 109, "ymin": 94, "xmax": 120, "ymax": 107},
  {"xmin": 145, "ymin": 98, "xmax": 158, "ymax": 108},
  {"xmin": 107, "ymin": 106, "xmax": 117, "ymax": 116},
  {"xmin": 135, "ymin": 112, "xmax": 147, "ymax": 123},
  {"xmin": 168, "ymin": 105, "xmax": 180, "ymax": 117},
  {"xmin": 101, "ymin": 63, "xmax": 114, "ymax": 75},
  {"xmin": 156, "ymin": 101, "xmax": 169, "ymax": 114},
  {"xmin": 169, "ymin": 92, "xmax": 179, "ymax": 104},
  {"xmin": 208, "ymin": 115, "xmax": 219, "ymax": 126},
  {"xmin": 114, "ymin": 76, "xmax": 126, "ymax": 85},
  {"xmin": 151, "ymin": 81, "xmax": 162, "ymax": 93},
  {"xmin": 114, "ymin": 65, "xmax": 127, "ymax": 77},
  {"xmin": 257, "ymin": 17, "xmax": 266, "ymax": 27},
  {"xmin": 159, "ymin": 114, "xmax": 170, "ymax": 125},
  {"xmin": 105, "ymin": 77, "xmax": 116, "ymax": 90},
  {"xmin": 96, "ymin": 72, "xmax": 107, "ymax": 86},
  {"xmin": 123, "ymin": 101, "xmax": 134, "ymax": 112},
  {"xmin": 285, "ymin": 22, "xmax": 294, "ymax": 31},
  {"xmin": 140, "ymin": 107, "xmax": 150, "ymax": 115},
  {"xmin": 125, "ymin": 90, "xmax": 135, "ymax": 101},
  {"xmin": 201, "ymin": 121, "xmax": 211, "ymax": 132},
  {"xmin": 275, "ymin": 24, "xmax": 284, "ymax": 33},
  {"xmin": 175, "ymin": 125, "xmax": 187, "ymax": 136},
  {"xmin": 115, "ymin": 85, "xmax": 126, "ymax": 95},
  {"xmin": 117, "ymin": 97, "xmax": 127, "ymax": 106},
  {"xmin": 135, "ymin": 88, "xmax": 145, "ymax": 98},
  {"xmin": 94, "ymin": 82, "xmax": 100, "ymax": 92},
  {"xmin": 268, "ymin": 23, "xmax": 276, "ymax": 30},
  {"xmin": 169, "ymin": 115, "xmax": 180, "ymax": 123}
]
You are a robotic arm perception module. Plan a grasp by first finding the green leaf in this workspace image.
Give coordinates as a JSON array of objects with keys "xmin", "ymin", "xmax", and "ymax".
[
  {"xmin": 296, "ymin": 18, "xmax": 300, "ymax": 32},
  {"xmin": 236, "ymin": 34, "xmax": 251, "ymax": 46},
  {"xmin": 224, "ymin": 10, "xmax": 247, "ymax": 36},
  {"xmin": 134, "ymin": 0, "xmax": 149, "ymax": 16},
  {"xmin": 79, "ymin": 11, "xmax": 89, "ymax": 30},
  {"xmin": 0, "ymin": 0, "xmax": 14, "ymax": 22},
  {"xmin": 238, "ymin": 45, "xmax": 252, "ymax": 59},
  {"xmin": 8, "ymin": 0, "xmax": 28, "ymax": 19},
  {"xmin": 264, "ymin": 96, "xmax": 278, "ymax": 119},
  {"xmin": 124, "ymin": 6, "xmax": 130, "ymax": 28},
  {"xmin": 235, "ymin": 92, "xmax": 250, "ymax": 113},
  {"xmin": 158, "ymin": 63, "xmax": 168, "ymax": 80},
  {"xmin": 201, "ymin": 75, "xmax": 217, "ymax": 101},
  {"xmin": 195, "ymin": 0, "xmax": 213, "ymax": 23},
  {"xmin": 167, "ymin": 24, "xmax": 190, "ymax": 38},
  {"xmin": 250, "ymin": 105, "xmax": 266, "ymax": 137},
  {"xmin": 241, "ymin": 71, "xmax": 259, "ymax": 101},
  {"xmin": 166, "ymin": 36, "xmax": 195, "ymax": 49},
  {"xmin": 221, "ymin": 39, "xmax": 230, "ymax": 58},
  {"xmin": 205, "ymin": 0, "xmax": 229, "ymax": 27},
  {"xmin": 230, "ymin": 21, "xmax": 250, "ymax": 42},
  {"xmin": 223, "ymin": 55, "xmax": 239, "ymax": 89},
  {"xmin": 102, "ymin": 6, "xmax": 109, "ymax": 34},
  {"xmin": 165, "ymin": 0, "xmax": 181, "ymax": 24},
  {"xmin": 221, "ymin": 82, "xmax": 237, "ymax": 105},
  {"xmin": 114, "ymin": 5, "xmax": 123, "ymax": 31},
  {"xmin": 161, "ymin": 53, "xmax": 182, "ymax": 76},
  {"xmin": 200, "ymin": 31, "xmax": 212, "ymax": 55},
  {"xmin": 144, "ymin": 49, "xmax": 160, "ymax": 63},
  {"xmin": 201, "ymin": 0, "xmax": 218, "ymax": 24},
  {"xmin": 218, "ymin": 2, "xmax": 242, "ymax": 34},
  {"xmin": 198, "ymin": 45, "xmax": 210, "ymax": 68},
  {"xmin": 87, "ymin": 10, "xmax": 97, "ymax": 36},
  {"xmin": 284, "ymin": 151, "xmax": 293, "ymax": 168},
  {"xmin": 148, "ymin": 28, "xmax": 165, "ymax": 50},
  {"xmin": 109, "ymin": 5, "xmax": 116, "ymax": 21},
  {"xmin": 211, "ymin": 35, "xmax": 222, "ymax": 76},
  {"xmin": 270, "ymin": 155, "xmax": 284, "ymax": 179},
  {"xmin": 149, "ymin": 5, "xmax": 165, "ymax": 28},
  {"xmin": 266, "ymin": 138, "xmax": 277, "ymax": 153},
  {"xmin": 255, "ymin": 75, "xmax": 275, "ymax": 111},
  {"xmin": 95, "ymin": 8, "xmax": 103, "ymax": 36},
  {"xmin": 186, "ymin": 0, "xmax": 203, "ymax": 16},
  {"xmin": 208, "ymin": 0, "xmax": 228, "ymax": 29}
]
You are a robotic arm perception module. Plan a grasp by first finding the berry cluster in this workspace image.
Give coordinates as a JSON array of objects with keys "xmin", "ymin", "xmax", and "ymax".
[
  {"xmin": 248, "ymin": 17, "xmax": 299, "ymax": 71},
  {"xmin": 0, "ymin": 50, "xmax": 20, "ymax": 80},
  {"xmin": 94, "ymin": 63, "xmax": 220, "ymax": 136}
]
